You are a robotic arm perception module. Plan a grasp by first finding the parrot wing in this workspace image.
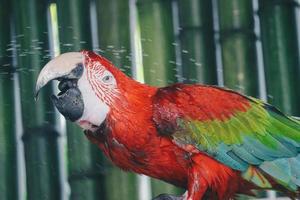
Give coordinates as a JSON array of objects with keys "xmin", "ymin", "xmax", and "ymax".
[{"xmin": 152, "ymin": 84, "xmax": 300, "ymax": 190}]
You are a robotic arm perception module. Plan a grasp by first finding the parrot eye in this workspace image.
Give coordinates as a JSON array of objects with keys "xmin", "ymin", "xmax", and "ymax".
[
  {"xmin": 102, "ymin": 75, "xmax": 113, "ymax": 83},
  {"xmin": 100, "ymin": 70, "xmax": 116, "ymax": 86}
]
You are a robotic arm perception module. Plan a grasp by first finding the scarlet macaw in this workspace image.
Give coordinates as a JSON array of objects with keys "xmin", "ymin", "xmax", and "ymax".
[{"xmin": 35, "ymin": 51, "xmax": 300, "ymax": 200}]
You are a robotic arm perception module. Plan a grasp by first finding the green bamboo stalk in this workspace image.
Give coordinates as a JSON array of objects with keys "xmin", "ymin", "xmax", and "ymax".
[
  {"xmin": 0, "ymin": 50, "xmax": 17, "ymax": 200},
  {"xmin": 56, "ymin": 0, "xmax": 105, "ymax": 199},
  {"xmin": 95, "ymin": 0, "xmax": 138, "ymax": 199},
  {"xmin": 259, "ymin": 0, "xmax": 300, "ymax": 115},
  {"xmin": 177, "ymin": 0, "xmax": 217, "ymax": 84},
  {"xmin": 218, "ymin": 0, "xmax": 259, "ymax": 96},
  {"xmin": 136, "ymin": 0, "xmax": 177, "ymax": 87},
  {"xmin": 13, "ymin": 0, "xmax": 62, "ymax": 199},
  {"xmin": 136, "ymin": 0, "xmax": 182, "ymax": 197},
  {"xmin": 0, "ymin": 0, "xmax": 18, "ymax": 199},
  {"xmin": 65, "ymin": 125, "xmax": 105, "ymax": 200},
  {"xmin": 96, "ymin": 0, "xmax": 132, "ymax": 76}
]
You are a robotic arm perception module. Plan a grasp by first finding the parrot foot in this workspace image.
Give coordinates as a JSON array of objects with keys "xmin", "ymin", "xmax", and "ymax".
[{"xmin": 152, "ymin": 194, "xmax": 183, "ymax": 200}]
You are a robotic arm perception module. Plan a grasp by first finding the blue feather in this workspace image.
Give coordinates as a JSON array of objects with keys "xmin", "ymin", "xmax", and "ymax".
[
  {"xmin": 214, "ymin": 143, "xmax": 248, "ymax": 171},
  {"xmin": 232, "ymin": 145, "xmax": 263, "ymax": 165},
  {"xmin": 259, "ymin": 154, "xmax": 300, "ymax": 190}
]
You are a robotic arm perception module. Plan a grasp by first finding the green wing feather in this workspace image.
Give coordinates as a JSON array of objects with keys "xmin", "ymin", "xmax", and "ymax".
[{"xmin": 173, "ymin": 97, "xmax": 300, "ymax": 190}]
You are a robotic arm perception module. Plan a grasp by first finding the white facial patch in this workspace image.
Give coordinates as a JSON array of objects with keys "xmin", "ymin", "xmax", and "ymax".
[{"xmin": 76, "ymin": 66, "xmax": 109, "ymax": 131}]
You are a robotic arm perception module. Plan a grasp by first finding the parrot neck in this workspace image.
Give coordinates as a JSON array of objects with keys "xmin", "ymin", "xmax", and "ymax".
[
  {"xmin": 106, "ymin": 78, "xmax": 158, "ymax": 145},
  {"xmin": 112, "ymin": 79, "xmax": 157, "ymax": 114}
]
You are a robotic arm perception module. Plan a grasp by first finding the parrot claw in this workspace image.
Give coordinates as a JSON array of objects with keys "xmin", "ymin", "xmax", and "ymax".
[{"xmin": 152, "ymin": 194, "xmax": 183, "ymax": 200}]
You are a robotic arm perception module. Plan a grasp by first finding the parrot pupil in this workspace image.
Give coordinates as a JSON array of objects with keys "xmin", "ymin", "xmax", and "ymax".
[{"xmin": 103, "ymin": 75, "xmax": 111, "ymax": 82}]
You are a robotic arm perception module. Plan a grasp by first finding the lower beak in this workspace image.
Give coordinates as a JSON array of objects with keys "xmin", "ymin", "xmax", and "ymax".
[{"xmin": 51, "ymin": 80, "xmax": 84, "ymax": 122}]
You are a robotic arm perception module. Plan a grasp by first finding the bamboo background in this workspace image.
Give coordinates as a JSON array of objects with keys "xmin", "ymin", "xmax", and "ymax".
[{"xmin": 0, "ymin": 0, "xmax": 299, "ymax": 199}]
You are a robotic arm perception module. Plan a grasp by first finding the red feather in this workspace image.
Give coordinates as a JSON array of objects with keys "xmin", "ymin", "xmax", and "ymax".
[{"xmin": 82, "ymin": 51, "xmax": 291, "ymax": 199}]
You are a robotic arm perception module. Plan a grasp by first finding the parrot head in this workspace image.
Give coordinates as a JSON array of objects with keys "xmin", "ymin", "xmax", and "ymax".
[{"xmin": 35, "ymin": 50, "xmax": 129, "ymax": 131}]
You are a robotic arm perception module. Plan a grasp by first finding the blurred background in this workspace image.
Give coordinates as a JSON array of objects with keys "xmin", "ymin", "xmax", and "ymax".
[{"xmin": 0, "ymin": 0, "xmax": 300, "ymax": 199}]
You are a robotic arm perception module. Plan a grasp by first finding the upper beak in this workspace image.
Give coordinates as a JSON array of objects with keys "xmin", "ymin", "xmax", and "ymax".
[{"xmin": 35, "ymin": 52, "xmax": 84, "ymax": 100}]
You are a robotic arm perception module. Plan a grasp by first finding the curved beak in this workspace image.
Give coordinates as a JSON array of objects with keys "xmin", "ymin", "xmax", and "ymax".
[{"xmin": 35, "ymin": 52, "xmax": 84, "ymax": 100}]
